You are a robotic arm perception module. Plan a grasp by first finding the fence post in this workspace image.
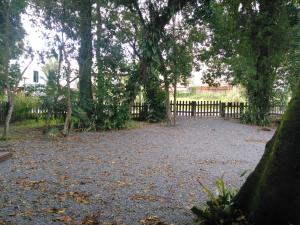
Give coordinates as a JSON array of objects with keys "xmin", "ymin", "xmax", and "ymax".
[
  {"xmin": 220, "ymin": 102, "xmax": 226, "ymax": 118},
  {"xmin": 191, "ymin": 101, "xmax": 196, "ymax": 116}
]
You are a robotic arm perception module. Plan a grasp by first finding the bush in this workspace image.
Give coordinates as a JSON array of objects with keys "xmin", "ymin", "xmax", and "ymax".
[
  {"xmin": 13, "ymin": 93, "xmax": 40, "ymax": 121},
  {"xmin": 72, "ymin": 106, "xmax": 95, "ymax": 131},
  {"xmin": 191, "ymin": 177, "xmax": 251, "ymax": 225},
  {"xmin": 240, "ymin": 107, "xmax": 270, "ymax": 126}
]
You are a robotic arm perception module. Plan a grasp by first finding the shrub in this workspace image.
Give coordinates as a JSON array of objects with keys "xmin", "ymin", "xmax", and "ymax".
[
  {"xmin": 13, "ymin": 93, "xmax": 40, "ymax": 121},
  {"xmin": 240, "ymin": 107, "xmax": 270, "ymax": 126},
  {"xmin": 72, "ymin": 106, "xmax": 95, "ymax": 131}
]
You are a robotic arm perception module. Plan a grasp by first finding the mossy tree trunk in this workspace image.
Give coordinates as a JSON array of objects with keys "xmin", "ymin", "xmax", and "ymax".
[
  {"xmin": 234, "ymin": 79, "xmax": 300, "ymax": 225},
  {"xmin": 78, "ymin": 0, "xmax": 93, "ymax": 116}
]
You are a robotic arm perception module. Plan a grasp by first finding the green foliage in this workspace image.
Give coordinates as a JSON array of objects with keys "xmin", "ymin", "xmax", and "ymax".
[
  {"xmin": 240, "ymin": 107, "xmax": 270, "ymax": 126},
  {"xmin": 176, "ymin": 88, "xmax": 246, "ymax": 102},
  {"xmin": 12, "ymin": 118, "xmax": 63, "ymax": 129},
  {"xmin": 145, "ymin": 81, "xmax": 166, "ymax": 122},
  {"xmin": 199, "ymin": 0, "xmax": 297, "ymax": 124},
  {"xmin": 13, "ymin": 93, "xmax": 40, "ymax": 121},
  {"xmin": 191, "ymin": 178, "xmax": 251, "ymax": 225},
  {"xmin": 45, "ymin": 127, "xmax": 63, "ymax": 138},
  {"xmin": 71, "ymin": 106, "xmax": 95, "ymax": 131},
  {"xmin": 40, "ymin": 59, "xmax": 67, "ymax": 117}
]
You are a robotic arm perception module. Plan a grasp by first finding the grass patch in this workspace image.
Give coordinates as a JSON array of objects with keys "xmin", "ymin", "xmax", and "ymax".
[
  {"xmin": 175, "ymin": 89, "xmax": 246, "ymax": 102},
  {"xmin": 0, "ymin": 119, "xmax": 64, "ymax": 141},
  {"xmin": 124, "ymin": 120, "xmax": 147, "ymax": 130},
  {"xmin": 10, "ymin": 119, "xmax": 63, "ymax": 130}
]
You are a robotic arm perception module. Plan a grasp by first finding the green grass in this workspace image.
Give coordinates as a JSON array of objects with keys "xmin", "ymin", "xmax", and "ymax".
[
  {"xmin": 174, "ymin": 89, "xmax": 247, "ymax": 102},
  {"xmin": 10, "ymin": 118, "xmax": 63, "ymax": 130},
  {"xmin": 0, "ymin": 119, "xmax": 64, "ymax": 141},
  {"xmin": 0, "ymin": 119, "xmax": 146, "ymax": 141},
  {"xmin": 124, "ymin": 120, "xmax": 147, "ymax": 130}
]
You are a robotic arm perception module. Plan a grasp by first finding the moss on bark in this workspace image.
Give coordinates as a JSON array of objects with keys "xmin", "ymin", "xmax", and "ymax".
[{"xmin": 234, "ymin": 80, "xmax": 300, "ymax": 225}]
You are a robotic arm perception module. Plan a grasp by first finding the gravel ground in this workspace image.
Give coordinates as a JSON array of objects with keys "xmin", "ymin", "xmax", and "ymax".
[{"xmin": 0, "ymin": 117, "xmax": 275, "ymax": 225}]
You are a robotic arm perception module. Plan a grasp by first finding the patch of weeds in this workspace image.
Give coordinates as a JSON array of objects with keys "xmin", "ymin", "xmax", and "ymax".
[
  {"xmin": 124, "ymin": 120, "xmax": 147, "ymax": 130},
  {"xmin": 11, "ymin": 118, "xmax": 63, "ymax": 130},
  {"xmin": 191, "ymin": 177, "xmax": 251, "ymax": 225},
  {"xmin": 45, "ymin": 127, "xmax": 63, "ymax": 139}
]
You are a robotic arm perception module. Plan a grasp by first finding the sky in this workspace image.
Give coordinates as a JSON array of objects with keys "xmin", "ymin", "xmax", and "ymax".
[
  {"xmin": 21, "ymin": 14, "xmax": 47, "ymax": 85},
  {"xmin": 20, "ymin": 11, "xmax": 206, "ymax": 87}
]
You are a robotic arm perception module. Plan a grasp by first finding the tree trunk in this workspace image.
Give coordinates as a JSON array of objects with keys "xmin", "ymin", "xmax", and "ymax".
[
  {"xmin": 63, "ymin": 73, "xmax": 72, "ymax": 136},
  {"xmin": 95, "ymin": 0, "xmax": 105, "ymax": 128},
  {"xmin": 164, "ymin": 81, "xmax": 172, "ymax": 126},
  {"xmin": 234, "ymin": 79, "xmax": 300, "ymax": 225},
  {"xmin": 62, "ymin": 30, "xmax": 72, "ymax": 136},
  {"xmin": 2, "ymin": 87, "xmax": 14, "ymax": 140},
  {"xmin": 78, "ymin": 0, "xmax": 93, "ymax": 116},
  {"xmin": 173, "ymin": 81, "xmax": 177, "ymax": 126}
]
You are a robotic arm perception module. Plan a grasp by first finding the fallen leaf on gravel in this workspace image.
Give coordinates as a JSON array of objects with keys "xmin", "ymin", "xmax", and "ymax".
[
  {"xmin": 68, "ymin": 191, "xmax": 91, "ymax": 204},
  {"xmin": 45, "ymin": 207, "xmax": 66, "ymax": 214},
  {"xmin": 57, "ymin": 215, "xmax": 73, "ymax": 223},
  {"xmin": 81, "ymin": 214, "xmax": 100, "ymax": 225},
  {"xmin": 21, "ymin": 180, "xmax": 47, "ymax": 191},
  {"xmin": 139, "ymin": 215, "xmax": 168, "ymax": 225},
  {"xmin": 131, "ymin": 194, "xmax": 160, "ymax": 202}
]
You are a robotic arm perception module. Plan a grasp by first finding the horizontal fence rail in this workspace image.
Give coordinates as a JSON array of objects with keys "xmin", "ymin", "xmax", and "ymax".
[{"xmin": 0, "ymin": 101, "xmax": 286, "ymax": 123}]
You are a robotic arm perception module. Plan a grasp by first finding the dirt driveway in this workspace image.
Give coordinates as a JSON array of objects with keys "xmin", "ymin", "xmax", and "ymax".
[{"xmin": 0, "ymin": 118, "xmax": 274, "ymax": 225}]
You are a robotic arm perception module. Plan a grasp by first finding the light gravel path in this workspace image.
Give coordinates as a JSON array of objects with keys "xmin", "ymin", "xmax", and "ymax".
[{"xmin": 0, "ymin": 118, "xmax": 275, "ymax": 225}]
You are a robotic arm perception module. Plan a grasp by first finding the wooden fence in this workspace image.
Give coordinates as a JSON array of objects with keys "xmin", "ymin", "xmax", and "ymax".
[
  {"xmin": 131, "ymin": 101, "xmax": 285, "ymax": 119},
  {"xmin": 0, "ymin": 101, "xmax": 286, "ymax": 122}
]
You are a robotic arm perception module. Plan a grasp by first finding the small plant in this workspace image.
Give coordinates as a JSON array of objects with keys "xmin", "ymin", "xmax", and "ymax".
[
  {"xmin": 191, "ymin": 177, "xmax": 251, "ymax": 225},
  {"xmin": 46, "ymin": 127, "xmax": 62, "ymax": 138}
]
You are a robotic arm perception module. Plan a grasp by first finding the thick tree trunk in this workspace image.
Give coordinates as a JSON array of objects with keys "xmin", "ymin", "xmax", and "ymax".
[
  {"xmin": 234, "ymin": 79, "xmax": 300, "ymax": 225},
  {"xmin": 95, "ymin": 1, "xmax": 105, "ymax": 128},
  {"xmin": 78, "ymin": 0, "xmax": 93, "ymax": 116}
]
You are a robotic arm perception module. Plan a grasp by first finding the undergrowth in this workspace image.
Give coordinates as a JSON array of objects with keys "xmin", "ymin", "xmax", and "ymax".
[{"xmin": 191, "ymin": 177, "xmax": 251, "ymax": 225}]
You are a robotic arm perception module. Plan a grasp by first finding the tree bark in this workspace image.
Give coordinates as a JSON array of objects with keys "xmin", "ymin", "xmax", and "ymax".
[
  {"xmin": 63, "ymin": 67, "xmax": 72, "ymax": 136},
  {"xmin": 2, "ymin": 88, "xmax": 14, "ymax": 140},
  {"xmin": 173, "ymin": 80, "xmax": 177, "ymax": 126},
  {"xmin": 234, "ymin": 79, "xmax": 300, "ymax": 225},
  {"xmin": 62, "ymin": 38, "xmax": 72, "ymax": 136},
  {"xmin": 78, "ymin": 0, "xmax": 93, "ymax": 116},
  {"xmin": 164, "ymin": 80, "xmax": 172, "ymax": 126},
  {"xmin": 2, "ymin": 3, "xmax": 12, "ymax": 140}
]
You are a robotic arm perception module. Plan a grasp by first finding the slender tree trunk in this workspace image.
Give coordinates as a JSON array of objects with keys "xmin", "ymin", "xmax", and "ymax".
[
  {"xmin": 63, "ymin": 69, "xmax": 72, "ymax": 136},
  {"xmin": 234, "ymin": 79, "xmax": 300, "ymax": 225},
  {"xmin": 164, "ymin": 80, "xmax": 172, "ymax": 126},
  {"xmin": 2, "ymin": 88, "xmax": 14, "ymax": 140},
  {"xmin": 173, "ymin": 81, "xmax": 177, "ymax": 126},
  {"xmin": 78, "ymin": 0, "xmax": 93, "ymax": 116},
  {"xmin": 62, "ymin": 43, "xmax": 72, "ymax": 136},
  {"xmin": 45, "ymin": 108, "xmax": 52, "ymax": 129}
]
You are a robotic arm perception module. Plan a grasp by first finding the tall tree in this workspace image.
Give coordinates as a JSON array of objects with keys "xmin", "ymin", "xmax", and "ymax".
[
  {"xmin": 34, "ymin": 0, "xmax": 77, "ymax": 135},
  {"xmin": 77, "ymin": 0, "xmax": 93, "ymax": 116},
  {"xmin": 200, "ymin": 0, "xmax": 296, "ymax": 125},
  {"xmin": 0, "ymin": 0, "xmax": 29, "ymax": 139},
  {"xmin": 120, "ymin": 0, "xmax": 197, "ymax": 122},
  {"xmin": 233, "ymin": 77, "xmax": 300, "ymax": 225}
]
